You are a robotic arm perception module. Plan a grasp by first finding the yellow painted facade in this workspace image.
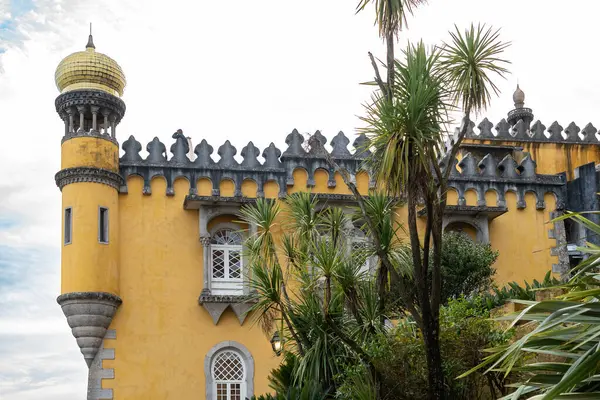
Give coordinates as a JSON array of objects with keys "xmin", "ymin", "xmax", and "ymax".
[
  {"xmin": 61, "ymin": 136, "xmax": 119, "ymax": 172},
  {"xmin": 54, "ymin": 37, "xmax": 600, "ymax": 400}
]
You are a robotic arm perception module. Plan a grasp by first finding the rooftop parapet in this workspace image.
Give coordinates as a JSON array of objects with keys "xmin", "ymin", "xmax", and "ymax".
[
  {"xmin": 118, "ymin": 129, "xmax": 567, "ymax": 211},
  {"xmin": 445, "ymin": 152, "xmax": 566, "ymax": 210},
  {"xmin": 119, "ymin": 129, "xmax": 372, "ymax": 197},
  {"xmin": 460, "ymin": 118, "xmax": 599, "ymax": 144}
]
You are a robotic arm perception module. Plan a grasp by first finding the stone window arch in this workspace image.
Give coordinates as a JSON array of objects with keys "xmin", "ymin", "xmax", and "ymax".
[
  {"xmin": 205, "ymin": 341, "xmax": 254, "ymax": 400},
  {"xmin": 210, "ymin": 227, "xmax": 244, "ymax": 295},
  {"xmin": 349, "ymin": 227, "xmax": 374, "ymax": 274}
]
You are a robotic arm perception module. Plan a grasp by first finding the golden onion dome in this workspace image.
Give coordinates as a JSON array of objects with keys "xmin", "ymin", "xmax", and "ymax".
[{"xmin": 54, "ymin": 34, "xmax": 126, "ymax": 97}]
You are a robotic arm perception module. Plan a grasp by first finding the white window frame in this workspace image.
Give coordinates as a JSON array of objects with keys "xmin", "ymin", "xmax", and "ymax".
[
  {"xmin": 211, "ymin": 350, "xmax": 246, "ymax": 400},
  {"xmin": 349, "ymin": 229, "xmax": 374, "ymax": 275},
  {"xmin": 205, "ymin": 341, "xmax": 254, "ymax": 400},
  {"xmin": 210, "ymin": 229, "xmax": 243, "ymax": 295}
]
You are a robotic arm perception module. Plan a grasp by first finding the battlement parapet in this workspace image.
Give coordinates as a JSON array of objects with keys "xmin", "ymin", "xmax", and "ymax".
[
  {"xmin": 446, "ymin": 152, "xmax": 566, "ymax": 210},
  {"xmin": 456, "ymin": 118, "xmax": 599, "ymax": 145},
  {"xmin": 119, "ymin": 129, "xmax": 567, "ymax": 210},
  {"xmin": 119, "ymin": 129, "xmax": 371, "ymax": 197}
]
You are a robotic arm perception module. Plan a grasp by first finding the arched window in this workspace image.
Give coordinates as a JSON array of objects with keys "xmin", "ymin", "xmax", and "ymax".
[
  {"xmin": 212, "ymin": 350, "xmax": 246, "ymax": 400},
  {"xmin": 205, "ymin": 341, "xmax": 254, "ymax": 400},
  {"xmin": 210, "ymin": 229, "xmax": 243, "ymax": 295},
  {"xmin": 350, "ymin": 228, "xmax": 373, "ymax": 275}
]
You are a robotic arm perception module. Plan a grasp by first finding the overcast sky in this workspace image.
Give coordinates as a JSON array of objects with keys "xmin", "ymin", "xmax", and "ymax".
[{"xmin": 1, "ymin": 0, "xmax": 599, "ymax": 398}]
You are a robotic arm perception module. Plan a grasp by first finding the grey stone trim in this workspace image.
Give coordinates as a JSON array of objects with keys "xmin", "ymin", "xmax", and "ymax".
[
  {"xmin": 119, "ymin": 131, "xmax": 567, "ymax": 213},
  {"xmin": 184, "ymin": 193, "xmax": 373, "ymax": 210},
  {"xmin": 464, "ymin": 117, "xmax": 600, "ymax": 144},
  {"xmin": 198, "ymin": 295, "xmax": 256, "ymax": 325},
  {"xmin": 57, "ymin": 292, "xmax": 122, "ymax": 367},
  {"xmin": 443, "ymin": 214, "xmax": 491, "ymax": 243},
  {"xmin": 447, "ymin": 152, "xmax": 567, "ymax": 210},
  {"xmin": 549, "ymin": 210, "xmax": 570, "ymax": 280},
  {"xmin": 205, "ymin": 341, "xmax": 254, "ymax": 400},
  {"xmin": 87, "ymin": 329, "xmax": 116, "ymax": 400},
  {"xmin": 55, "ymin": 89, "xmax": 126, "ymax": 125},
  {"xmin": 56, "ymin": 167, "xmax": 124, "ymax": 191},
  {"xmin": 62, "ymin": 129, "xmax": 118, "ymax": 145},
  {"xmin": 119, "ymin": 130, "xmax": 369, "ymax": 197},
  {"xmin": 201, "ymin": 302, "xmax": 229, "ymax": 325}
]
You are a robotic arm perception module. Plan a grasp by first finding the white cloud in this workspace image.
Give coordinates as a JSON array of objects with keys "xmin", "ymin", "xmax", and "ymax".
[{"xmin": 1, "ymin": 0, "xmax": 600, "ymax": 398}]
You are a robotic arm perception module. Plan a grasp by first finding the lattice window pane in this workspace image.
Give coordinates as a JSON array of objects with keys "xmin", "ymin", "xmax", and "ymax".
[
  {"xmin": 211, "ymin": 229, "xmax": 243, "ymax": 245},
  {"xmin": 229, "ymin": 251, "xmax": 241, "ymax": 279},
  {"xmin": 212, "ymin": 250, "xmax": 225, "ymax": 278},
  {"xmin": 352, "ymin": 240, "xmax": 368, "ymax": 265},
  {"xmin": 213, "ymin": 350, "xmax": 244, "ymax": 381},
  {"xmin": 217, "ymin": 383, "xmax": 227, "ymax": 400},
  {"xmin": 231, "ymin": 383, "xmax": 241, "ymax": 400}
]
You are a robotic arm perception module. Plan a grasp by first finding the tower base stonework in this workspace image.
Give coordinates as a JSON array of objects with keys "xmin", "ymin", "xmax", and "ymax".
[{"xmin": 57, "ymin": 292, "xmax": 122, "ymax": 367}]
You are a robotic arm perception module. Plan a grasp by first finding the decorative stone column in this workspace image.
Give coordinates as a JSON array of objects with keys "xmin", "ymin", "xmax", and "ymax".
[
  {"xmin": 61, "ymin": 112, "xmax": 69, "ymax": 136},
  {"xmin": 200, "ymin": 236, "xmax": 211, "ymax": 295},
  {"xmin": 101, "ymin": 108, "xmax": 111, "ymax": 136},
  {"xmin": 110, "ymin": 114, "xmax": 117, "ymax": 138},
  {"xmin": 90, "ymin": 106, "xmax": 100, "ymax": 133},
  {"xmin": 67, "ymin": 107, "xmax": 76, "ymax": 133},
  {"xmin": 77, "ymin": 105, "xmax": 86, "ymax": 133}
]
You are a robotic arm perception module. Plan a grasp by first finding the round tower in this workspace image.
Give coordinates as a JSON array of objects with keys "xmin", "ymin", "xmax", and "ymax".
[{"xmin": 54, "ymin": 30, "xmax": 126, "ymax": 367}]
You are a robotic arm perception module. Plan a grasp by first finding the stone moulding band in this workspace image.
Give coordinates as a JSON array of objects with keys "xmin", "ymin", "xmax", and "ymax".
[
  {"xmin": 55, "ymin": 89, "xmax": 126, "ymax": 123},
  {"xmin": 57, "ymin": 291, "xmax": 123, "ymax": 304},
  {"xmin": 55, "ymin": 167, "xmax": 124, "ymax": 191},
  {"xmin": 61, "ymin": 130, "xmax": 118, "ymax": 145}
]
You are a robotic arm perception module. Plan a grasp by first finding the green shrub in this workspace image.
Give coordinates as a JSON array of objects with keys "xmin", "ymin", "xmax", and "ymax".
[
  {"xmin": 336, "ymin": 297, "xmax": 512, "ymax": 400},
  {"xmin": 434, "ymin": 231, "xmax": 498, "ymax": 302}
]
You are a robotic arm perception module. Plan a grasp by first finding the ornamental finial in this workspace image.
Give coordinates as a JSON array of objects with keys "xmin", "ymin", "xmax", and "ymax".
[
  {"xmin": 513, "ymin": 84, "xmax": 525, "ymax": 109},
  {"xmin": 86, "ymin": 23, "xmax": 95, "ymax": 50}
]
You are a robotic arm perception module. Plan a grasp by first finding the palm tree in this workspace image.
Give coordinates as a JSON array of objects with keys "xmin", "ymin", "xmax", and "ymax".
[
  {"xmin": 461, "ymin": 212, "xmax": 600, "ymax": 399},
  {"xmin": 240, "ymin": 194, "xmax": 404, "ymax": 397},
  {"xmin": 356, "ymin": 0, "xmax": 426, "ymax": 100},
  {"xmin": 357, "ymin": 25, "xmax": 510, "ymax": 399}
]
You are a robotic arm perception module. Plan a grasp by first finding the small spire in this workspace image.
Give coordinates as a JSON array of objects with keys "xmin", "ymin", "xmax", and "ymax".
[
  {"xmin": 86, "ymin": 23, "xmax": 95, "ymax": 49},
  {"xmin": 513, "ymin": 84, "xmax": 525, "ymax": 109}
]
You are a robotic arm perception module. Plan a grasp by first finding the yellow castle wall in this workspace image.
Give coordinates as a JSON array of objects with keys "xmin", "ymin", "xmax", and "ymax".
[
  {"xmin": 61, "ymin": 136, "xmax": 119, "ymax": 172},
  {"xmin": 62, "ymin": 156, "xmax": 560, "ymax": 398},
  {"xmin": 487, "ymin": 192, "xmax": 558, "ymax": 285}
]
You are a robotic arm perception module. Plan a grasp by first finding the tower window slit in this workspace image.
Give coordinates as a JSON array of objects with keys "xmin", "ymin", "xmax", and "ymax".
[
  {"xmin": 64, "ymin": 207, "xmax": 72, "ymax": 245},
  {"xmin": 99, "ymin": 207, "xmax": 109, "ymax": 244}
]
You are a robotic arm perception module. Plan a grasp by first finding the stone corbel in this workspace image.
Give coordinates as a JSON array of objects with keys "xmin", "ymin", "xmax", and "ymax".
[
  {"xmin": 198, "ymin": 295, "xmax": 256, "ymax": 325},
  {"xmin": 57, "ymin": 292, "xmax": 122, "ymax": 367}
]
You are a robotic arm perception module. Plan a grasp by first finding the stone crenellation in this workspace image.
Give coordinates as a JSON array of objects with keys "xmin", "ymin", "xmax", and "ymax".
[
  {"xmin": 446, "ymin": 152, "xmax": 566, "ymax": 210},
  {"xmin": 118, "ymin": 129, "xmax": 567, "ymax": 210},
  {"xmin": 119, "ymin": 129, "xmax": 372, "ymax": 198},
  {"xmin": 459, "ymin": 118, "xmax": 599, "ymax": 144}
]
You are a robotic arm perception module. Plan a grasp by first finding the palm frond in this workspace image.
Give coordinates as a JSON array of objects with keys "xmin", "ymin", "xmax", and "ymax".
[
  {"xmin": 360, "ymin": 41, "xmax": 450, "ymax": 194},
  {"xmin": 440, "ymin": 23, "xmax": 511, "ymax": 113},
  {"xmin": 356, "ymin": 0, "xmax": 427, "ymax": 38}
]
